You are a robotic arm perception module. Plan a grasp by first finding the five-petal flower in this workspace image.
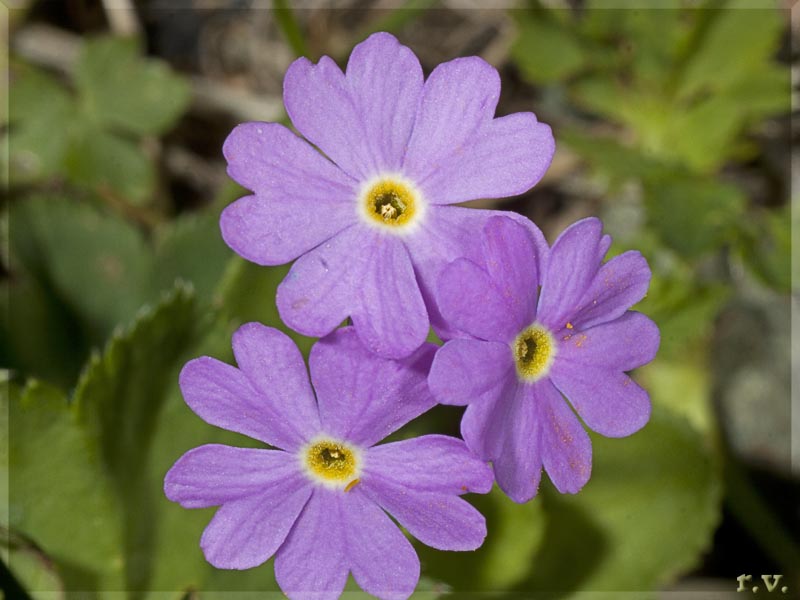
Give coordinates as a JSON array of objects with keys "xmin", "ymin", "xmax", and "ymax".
[
  {"xmin": 164, "ymin": 324, "xmax": 493, "ymax": 600},
  {"xmin": 220, "ymin": 32, "xmax": 554, "ymax": 359},
  {"xmin": 428, "ymin": 216, "xmax": 660, "ymax": 503}
]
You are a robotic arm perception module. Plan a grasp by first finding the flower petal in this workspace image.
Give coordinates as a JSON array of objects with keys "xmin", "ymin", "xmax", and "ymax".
[
  {"xmin": 199, "ymin": 472, "xmax": 311, "ymax": 570},
  {"xmin": 406, "ymin": 206, "xmax": 547, "ymax": 341},
  {"xmin": 164, "ymin": 444, "xmax": 297, "ymax": 508},
  {"xmin": 179, "ymin": 356, "xmax": 301, "ymax": 450},
  {"xmin": 309, "ymin": 327, "xmax": 436, "ymax": 447},
  {"xmin": 555, "ymin": 312, "xmax": 660, "ymax": 372},
  {"xmin": 404, "ymin": 57, "xmax": 500, "ymax": 183},
  {"xmin": 549, "ymin": 312, "xmax": 656, "ymax": 437},
  {"xmin": 478, "ymin": 382, "xmax": 543, "ymax": 503},
  {"xmin": 350, "ymin": 233, "xmax": 429, "ymax": 359},
  {"xmin": 345, "ymin": 32, "xmax": 423, "ymax": 173},
  {"xmin": 231, "ymin": 323, "xmax": 321, "ymax": 440},
  {"xmin": 275, "ymin": 489, "xmax": 349, "ymax": 600},
  {"xmin": 572, "ymin": 251, "xmax": 652, "ymax": 330},
  {"xmin": 222, "ymin": 121, "xmax": 356, "ymax": 195},
  {"xmin": 220, "ymin": 194, "xmax": 356, "ymax": 266},
  {"xmin": 479, "ymin": 216, "xmax": 543, "ymax": 324},
  {"xmin": 428, "ymin": 339, "xmax": 513, "ymax": 406},
  {"xmin": 283, "ymin": 55, "xmax": 372, "ymax": 180},
  {"xmin": 276, "ymin": 225, "xmax": 361, "ymax": 339},
  {"xmin": 436, "ymin": 258, "xmax": 521, "ymax": 342},
  {"xmin": 365, "ymin": 434, "xmax": 493, "ymax": 495},
  {"xmin": 538, "ymin": 380, "xmax": 592, "ymax": 494},
  {"xmin": 343, "ymin": 489, "xmax": 420, "ymax": 600},
  {"xmin": 418, "ymin": 113, "xmax": 554, "ymax": 205},
  {"xmin": 363, "ymin": 478, "xmax": 487, "ymax": 551},
  {"xmin": 284, "ymin": 33, "xmax": 423, "ymax": 180},
  {"xmin": 537, "ymin": 217, "xmax": 604, "ymax": 331}
]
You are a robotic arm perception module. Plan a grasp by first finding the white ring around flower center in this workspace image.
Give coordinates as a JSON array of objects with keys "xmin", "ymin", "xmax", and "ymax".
[
  {"xmin": 299, "ymin": 434, "xmax": 364, "ymax": 491},
  {"xmin": 356, "ymin": 173, "xmax": 426, "ymax": 235}
]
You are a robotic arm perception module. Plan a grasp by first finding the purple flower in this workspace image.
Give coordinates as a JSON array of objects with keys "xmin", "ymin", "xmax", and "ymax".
[
  {"xmin": 220, "ymin": 32, "xmax": 554, "ymax": 359},
  {"xmin": 164, "ymin": 324, "xmax": 492, "ymax": 600},
  {"xmin": 428, "ymin": 216, "xmax": 659, "ymax": 503}
]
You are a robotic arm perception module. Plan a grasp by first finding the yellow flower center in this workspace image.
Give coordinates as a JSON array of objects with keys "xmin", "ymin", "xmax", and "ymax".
[
  {"xmin": 359, "ymin": 176, "xmax": 423, "ymax": 232},
  {"xmin": 302, "ymin": 438, "xmax": 361, "ymax": 490},
  {"xmin": 513, "ymin": 324, "xmax": 556, "ymax": 382}
]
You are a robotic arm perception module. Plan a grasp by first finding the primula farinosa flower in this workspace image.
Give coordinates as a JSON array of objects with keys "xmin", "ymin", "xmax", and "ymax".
[
  {"xmin": 164, "ymin": 324, "xmax": 492, "ymax": 600},
  {"xmin": 220, "ymin": 32, "xmax": 554, "ymax": 359},
  {"xmin": 428, "ymin": 216, "xmax": 659, "ymax": 503}
]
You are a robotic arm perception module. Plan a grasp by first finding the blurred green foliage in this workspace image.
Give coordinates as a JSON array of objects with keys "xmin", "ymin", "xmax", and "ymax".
[{"xmin": 3, "ymin": 3, "xmax": 793, "ymax": 598}]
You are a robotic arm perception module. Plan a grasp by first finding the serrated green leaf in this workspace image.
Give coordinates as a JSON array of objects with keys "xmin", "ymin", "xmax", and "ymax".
[
  {"xmin": 418, "ymin": 487, "xmax": 546, "ymax": 592},
  {"xmin": 6, "ymin": 379, "xmax": 125, "ymax": 592},
  {"xmin": 73, "ymin": 285, "xmax": 203, "ymax": 592},
  {"xmin": 64, "ymin": 126, "xmax": 156, "ymax": 205},
  {"xmin": 519, "ymin": 407, "xmax": 721, "ymax": 594},
  {"xmin": 8, "ymin": 196, "xmax": 151, "ymax": 343},
  {"xmin": 512, "ymin": 14, "xmax": 586, "ymax": 84},
  {"xmin": 677, "ymin": 6, "xmax": 783, "ymax": 101},
  {"xmin": 644, "ymin": 177, "xmax": 746, "ymax": 258},
  {"xmin": 75, "ymin": 36, "xmax": 191, "ymax": 136}
]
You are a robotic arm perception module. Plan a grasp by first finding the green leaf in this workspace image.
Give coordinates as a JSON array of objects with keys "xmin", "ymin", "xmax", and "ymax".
[
  {"xmin": 150, "ymin": 211, "xmax": 234, "ymax": 303},
  {"xmin": 6, "ymin": 379, "xmax": 125, "ymax": 592},
  {"xmin": 6, "ymin": 66, "xmax": 74, "ymax": 183},
  {"xmin": 64, "ymin": 126, "xmax": 156, "ymax": 205},
  {"xmin": 8, "ymin": 64, "xmax": 72, "ymax": 126},
  {"xmin": 677, "ymin": 6, "xmax": 783, "ymax": 101},
  {"xmin": 512, "ymin": 14, "xmax": 587, "ymax": 84},
  {"xmin": 73, "ymin": 284, "xmax": 205, "ymax": 592},
  {"xmin": 75, "ymin": 36, "xmax": 191, "ymax": 136},
  {"xmin": 519, "ymin": 407, "xmax": 721, "ymax": 593},
  {"xmin": 736, "ymin": 206, "xmax": 792, "ymax": 293},
  {"xmin": 215, "ymin": 258, "xmax": 314, "ymax": 355},
  {"xmin": 644, "ymin": 176, "xmax": 746, "ymax": 258},
  {"xmin": 8, "ymin": 195, "xmax": 151, "ymax": 342},
  {"xmin": 2, "ymin": 529, "xmax": 66, "ymax": 600},
  {"xmin": 418, "ymin": 488, "xmax": 546, "ymax": 592}
]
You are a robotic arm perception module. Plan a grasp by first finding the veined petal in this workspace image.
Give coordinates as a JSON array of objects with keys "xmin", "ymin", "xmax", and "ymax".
[
  {"xmin": 406, "ymin": 206, "xmax": 547, "ymax": 341},
  {"xmin": 351, "ymin": 233, "xmax": 429, "ymax": 359},
  {"xmin": 428, "ymin": 339, "xmax": 513, "ymax": 406},
  {"xmin": 572, "ymin": 251, "xmax": 652, "ymax": 330},
  {"xmin": 481, "ymin": 382, "xmax": 543, "ymax": 503},
  {"xmin": 362, "ymin": 478, "xmax": 487, "ymax": 551},
  {"xmin": 538, "ymin": 380, "xmax": 593, "ymax": 494},
  {"xmin": 345, "ymin": 32, "xmax": 423, "ymax": 173},
  {"xmin": 164, "ymin": 444, "xmax": 298, "ymax": 508},
  {"xmin": 404, "ymin": 57, "xmax": 500, "ymax": 183},
  {"xmin": 343, "ymin": 489, "xmax": 420, "ymax": 600},
  {"xmin": 222, "ymin": 122, "xmax": 356, "ymax": 196},
  {"xmin": 220, "ymin": 194, "xmax": 356, "ymax": 266},
  {"xmin": 309, "ymin": 327, "xmax": 436, "ymax": 447},
  {"xmin": 418, "ymin": 113, "xmax": 554, "ymax": 205},
  {"xmin": 555, "ymin": 312, "xmax": 660, "ymax": 372},
  {"xmin": 232, "ymin": 323, "xmax": 321, "ymax": 440},
  {"xmin": 284, "ymin": 33, "xmax": 423, "ymax": 180},
  {"xmin": 436, "ymin": 258, "xmax": 520, "ymax": 342},
  {"xmin": 537, "ymin": 217, "xmax": 604, "ymax": 331},
  {"xmin": 179, "ymin": 357, "xmax": 303, "ymax": 450},
  {"xmin": 550, "ymin": 313, "xmax": 655, "ymax": 439},
  {"xmin": 365, "ymin": 434, "xmax": 493, "ymax": 495},
  {"xmin": 275, "ymin": 489, "xmax": 349, "ymax": 600},
  {"xmin": 199, "ymin": 473, "xmax": 311, "ymax": 570},
  {"xmin": 276, "ymin": 225, "xmax": 361, "ymax": 339}
]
